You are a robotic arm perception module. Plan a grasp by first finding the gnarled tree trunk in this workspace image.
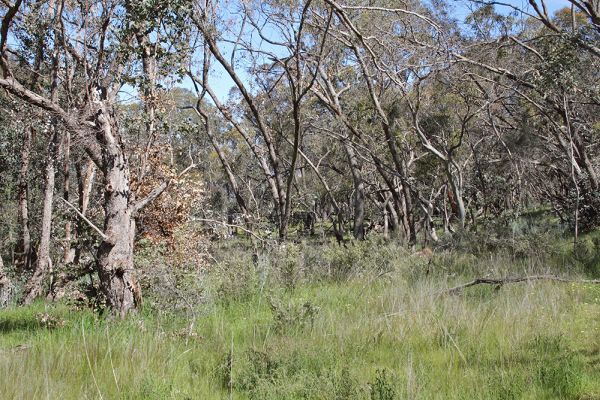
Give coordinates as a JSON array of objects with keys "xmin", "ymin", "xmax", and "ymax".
[{"xmin": 95, "ymin": 110, "xmax": 141, "ymax": 317}]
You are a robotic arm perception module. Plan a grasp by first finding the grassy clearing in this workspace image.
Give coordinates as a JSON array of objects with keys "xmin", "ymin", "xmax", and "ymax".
[{"xmin": 2, "ymin": 239, "xmax": 600, "ymax": 399}]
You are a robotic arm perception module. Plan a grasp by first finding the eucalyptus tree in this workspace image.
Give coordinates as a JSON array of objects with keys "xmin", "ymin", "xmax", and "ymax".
[{"xmin": 0, "ymin": 0, "xmax": 194, "ymax": 315}]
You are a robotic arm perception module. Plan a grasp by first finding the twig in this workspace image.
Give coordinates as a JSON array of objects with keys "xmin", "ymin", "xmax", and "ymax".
[
  {"xmin": 133, "ymin": 162, "xmax": 196, "ymax": 214},
  {"xmin": 440, "ymin": 275, "xmax": 600, "ymax": 296},
  {"xmin": 193, "ymin": 218, "xmax": 265, "ymax": 242},
  {"xmin": 60, "ymin": 197, "xmax": 108, "ymax": 241}
]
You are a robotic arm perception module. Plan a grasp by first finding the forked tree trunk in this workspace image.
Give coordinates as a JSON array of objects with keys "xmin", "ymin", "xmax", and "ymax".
[
  {"xmin": 447, "ymin": 168, "xmax": 466, "ymax": 229},
  {"xmin": 387, "ymin": 200, "xmax": 400, "ymax": 235},
  {"xmin": 375, "ymin": 191, "xmax": 392, "ymax": 240},
  {"xmin": 23, "ymin": 127, "xmax": 60, "ymax": 304}
]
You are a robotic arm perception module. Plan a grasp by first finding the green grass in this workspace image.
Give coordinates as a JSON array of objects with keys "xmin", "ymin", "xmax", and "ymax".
[
  {"xmin": 2, "ymin": 277, "xmax": 600, "ymax": 398},
  {"xmin": 2, "ymin": 237, "xmax": 600, "ymax": 399}
]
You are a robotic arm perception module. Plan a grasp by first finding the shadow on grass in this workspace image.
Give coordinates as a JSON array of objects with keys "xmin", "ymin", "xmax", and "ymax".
[{"xmin": 0, "ymin": 315, "xmax": 44, "ymax": 334}]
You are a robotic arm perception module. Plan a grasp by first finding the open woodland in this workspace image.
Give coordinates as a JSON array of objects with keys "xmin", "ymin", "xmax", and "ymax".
[{"xmin": 1, "ymin": 0, "xmax": 600, "ymax": 398}]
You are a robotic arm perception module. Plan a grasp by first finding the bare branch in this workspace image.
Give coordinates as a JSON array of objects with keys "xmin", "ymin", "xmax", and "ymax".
[
  {"xmin": 59, "ymin": 197, "xmax": 108, "ymax": 241},
  {"xmin": 440, "ymin": 275, "xmax": 600, "ymax": 296},
  {"xmin": 132, "ymin": 163, "xmax": 197, "ymax": 215}
]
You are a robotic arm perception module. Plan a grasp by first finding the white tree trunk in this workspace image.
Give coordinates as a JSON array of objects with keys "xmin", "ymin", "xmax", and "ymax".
[
  {"xmin": 95, "ymin": 111, "xmax": 141, "ymax": 316},
  {"xmin": 23, "ymin": 128, "xmax": 60, "ymax": 304}
]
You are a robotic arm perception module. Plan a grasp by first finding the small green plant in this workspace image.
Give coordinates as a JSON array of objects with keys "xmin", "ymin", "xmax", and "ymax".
[
  {"xmin": 268, "ymin": 296, "xmax": 319, "ymax": 333},
  {"xmin": 213, "ymin": 255, "xmax": 259, "ymax": 304},
  {"xmin": 573, "ymin": 237, "xmax": 600, "ymax": 276},
  {"xmin": 370, "ymin": 369, "xmax": 396, "ymax": 400},
  {"xmin": 526, "ymin": 334, "xmax": 583, "ymax": 398},
  {"xmin": 333, "ymin": 367, "xmax": 358, "ymax": 400},
  {"xmin": 219, "ymin": 350, "xmax": 234, "ymax": 394},
  {"xmin": 274, "ymin": 243, "xmax": 303, "ymax": 291}
]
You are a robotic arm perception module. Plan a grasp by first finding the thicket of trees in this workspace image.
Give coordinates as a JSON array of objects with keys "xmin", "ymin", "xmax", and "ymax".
[{"xmin": 0, "ymin": 0, "xmax": 598, "ymax": 316}]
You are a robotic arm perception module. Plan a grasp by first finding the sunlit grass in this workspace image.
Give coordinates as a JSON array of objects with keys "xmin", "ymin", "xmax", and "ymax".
[{"xmin": 2, "ymin": 264, "xmax": 600, "ymax": 399}]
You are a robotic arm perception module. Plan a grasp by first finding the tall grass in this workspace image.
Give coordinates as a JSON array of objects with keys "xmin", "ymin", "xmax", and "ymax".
[{"xmin": 1, "ymin": 237, "xmax": 600, "ymax": 399}]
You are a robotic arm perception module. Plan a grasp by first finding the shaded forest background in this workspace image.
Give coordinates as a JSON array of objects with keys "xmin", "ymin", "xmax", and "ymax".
[{"xmin": 0, "ymin": 0, "xmax": 598, "ymax": 314}]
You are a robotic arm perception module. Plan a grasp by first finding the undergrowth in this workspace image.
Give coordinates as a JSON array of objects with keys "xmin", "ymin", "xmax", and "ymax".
[{"xmin": 1, "ymin": 230, "xmax": 600, "ymax": 399}]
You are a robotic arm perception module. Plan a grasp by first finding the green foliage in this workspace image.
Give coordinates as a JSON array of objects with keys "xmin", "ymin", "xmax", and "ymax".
[
  {"xmin": 134, "ymin": 224, "xmax": 207, "ymax": 314},
  {"xmin": 369, "ymin": 369, "xmax": 397, "ymax": 400},
  {"xmin": 212, "ymin": 253, "xmax": 260, "ymax": 304},
  {"xmin": 272, "ymin": 243, "xmax": 303, "ymax": 291},
  {"xmin": 268, "ymin": 295, "xmax": 319, "ymax": 333},
  {"xmin": 322, "ymin": 240, "xmax": 403, "ymax": 281},
  {"xmin": 563, "ymin": 182, "xmax": 600, "ymax": 233},
  {"xmin": 573, "ymin": 237, "xmax": 600, "ymax": 276},
  {"xmin": 435, "ymin": 212, "xmax": 561, "ymax": 259},
  {"xmin": 528, "ymin": 334, "xmax": 583, "ymax": 398}
]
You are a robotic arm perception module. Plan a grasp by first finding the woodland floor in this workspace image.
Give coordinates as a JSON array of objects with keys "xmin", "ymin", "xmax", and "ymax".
[{"xmin": 1, "ymin": 233, "xmax": 600, "ymax": 399}]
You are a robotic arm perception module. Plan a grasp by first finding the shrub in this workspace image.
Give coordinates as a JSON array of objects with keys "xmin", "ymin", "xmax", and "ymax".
[
  {"xmin": 268, "ymin": 295, "xmax": 319, "ymax": 333},
  {"xmin": 135, "ymin": 223, "xmax": 208, "ymax": 314},
  {"xmin": 369, "ymin": 369, "xmax": 397, "ymax": 400}
]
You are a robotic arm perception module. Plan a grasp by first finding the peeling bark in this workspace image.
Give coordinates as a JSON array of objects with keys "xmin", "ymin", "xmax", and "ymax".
[{"xmin": 95, "ymin": 109, "xmax": 141, "ymax": 317}]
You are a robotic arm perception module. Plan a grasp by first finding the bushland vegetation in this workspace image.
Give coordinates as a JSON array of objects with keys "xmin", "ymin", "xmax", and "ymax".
[{"xmin": 0, "ymin": 0, "xmax": 599, "ymax": 398}]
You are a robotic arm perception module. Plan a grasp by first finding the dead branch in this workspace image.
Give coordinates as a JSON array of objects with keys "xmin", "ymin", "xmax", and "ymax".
[
  {"xmin": 59, "ymin": 197, "xmax": 108, "ymax": 241},
  {"xmin": 133, "ymin": 162, "xmax": 196, "ymax": 215},
  {"xmin": 440, "ymin": 275, "xmax": 600, "ymax": 296},
  {"xmin": 192, "ymin": 218, "xmax": 265, "ymax": 242}
]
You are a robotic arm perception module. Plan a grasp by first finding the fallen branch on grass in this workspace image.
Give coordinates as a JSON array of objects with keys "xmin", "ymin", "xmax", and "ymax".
[{"xmin": 441, "ymin": 274, "xmax": 600, "ymax": 296}]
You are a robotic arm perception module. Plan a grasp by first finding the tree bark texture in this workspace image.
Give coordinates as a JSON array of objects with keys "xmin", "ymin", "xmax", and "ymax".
[
  {"xmin": 23, "ymin": 127, "xmax": 60, "ymax": 304},
  {"xmin": 16, "ymin": 126, "xmax": 32, "ymax": 271}
]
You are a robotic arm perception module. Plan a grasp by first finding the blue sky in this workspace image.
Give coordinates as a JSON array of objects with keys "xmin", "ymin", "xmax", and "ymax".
[
  {"xmin": 118, "ymin": 0, "xmax": 574, "ymax": 104},
  {"xmin": 453, "ymin": 0, "xmax": 572, "ymax": 20},
  {"xmin": 203, "ymin": 0, "xmax": 573, "ymax": 101}
]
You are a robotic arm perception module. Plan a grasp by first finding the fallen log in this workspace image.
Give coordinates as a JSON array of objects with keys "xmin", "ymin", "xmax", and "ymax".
[{"xmin": 441, "ymin": 274, "xmax": 600, "ymax": 296}]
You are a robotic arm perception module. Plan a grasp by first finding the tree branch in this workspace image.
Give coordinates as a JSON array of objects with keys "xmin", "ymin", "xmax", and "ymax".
[
  {"xmin": 59, "ymin": 197, "xmax": 108, "ymax": 241},
  {"xmin": 132, "ymin": 163, "xmax": 196, "ymax": 215},
  {"xmin": 192, "ymin": 218, "xmax": 265, "ymax": 242},
  {"xmin": 440, "ymin": 275, "xmax": 600, "ymax": 296}
]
